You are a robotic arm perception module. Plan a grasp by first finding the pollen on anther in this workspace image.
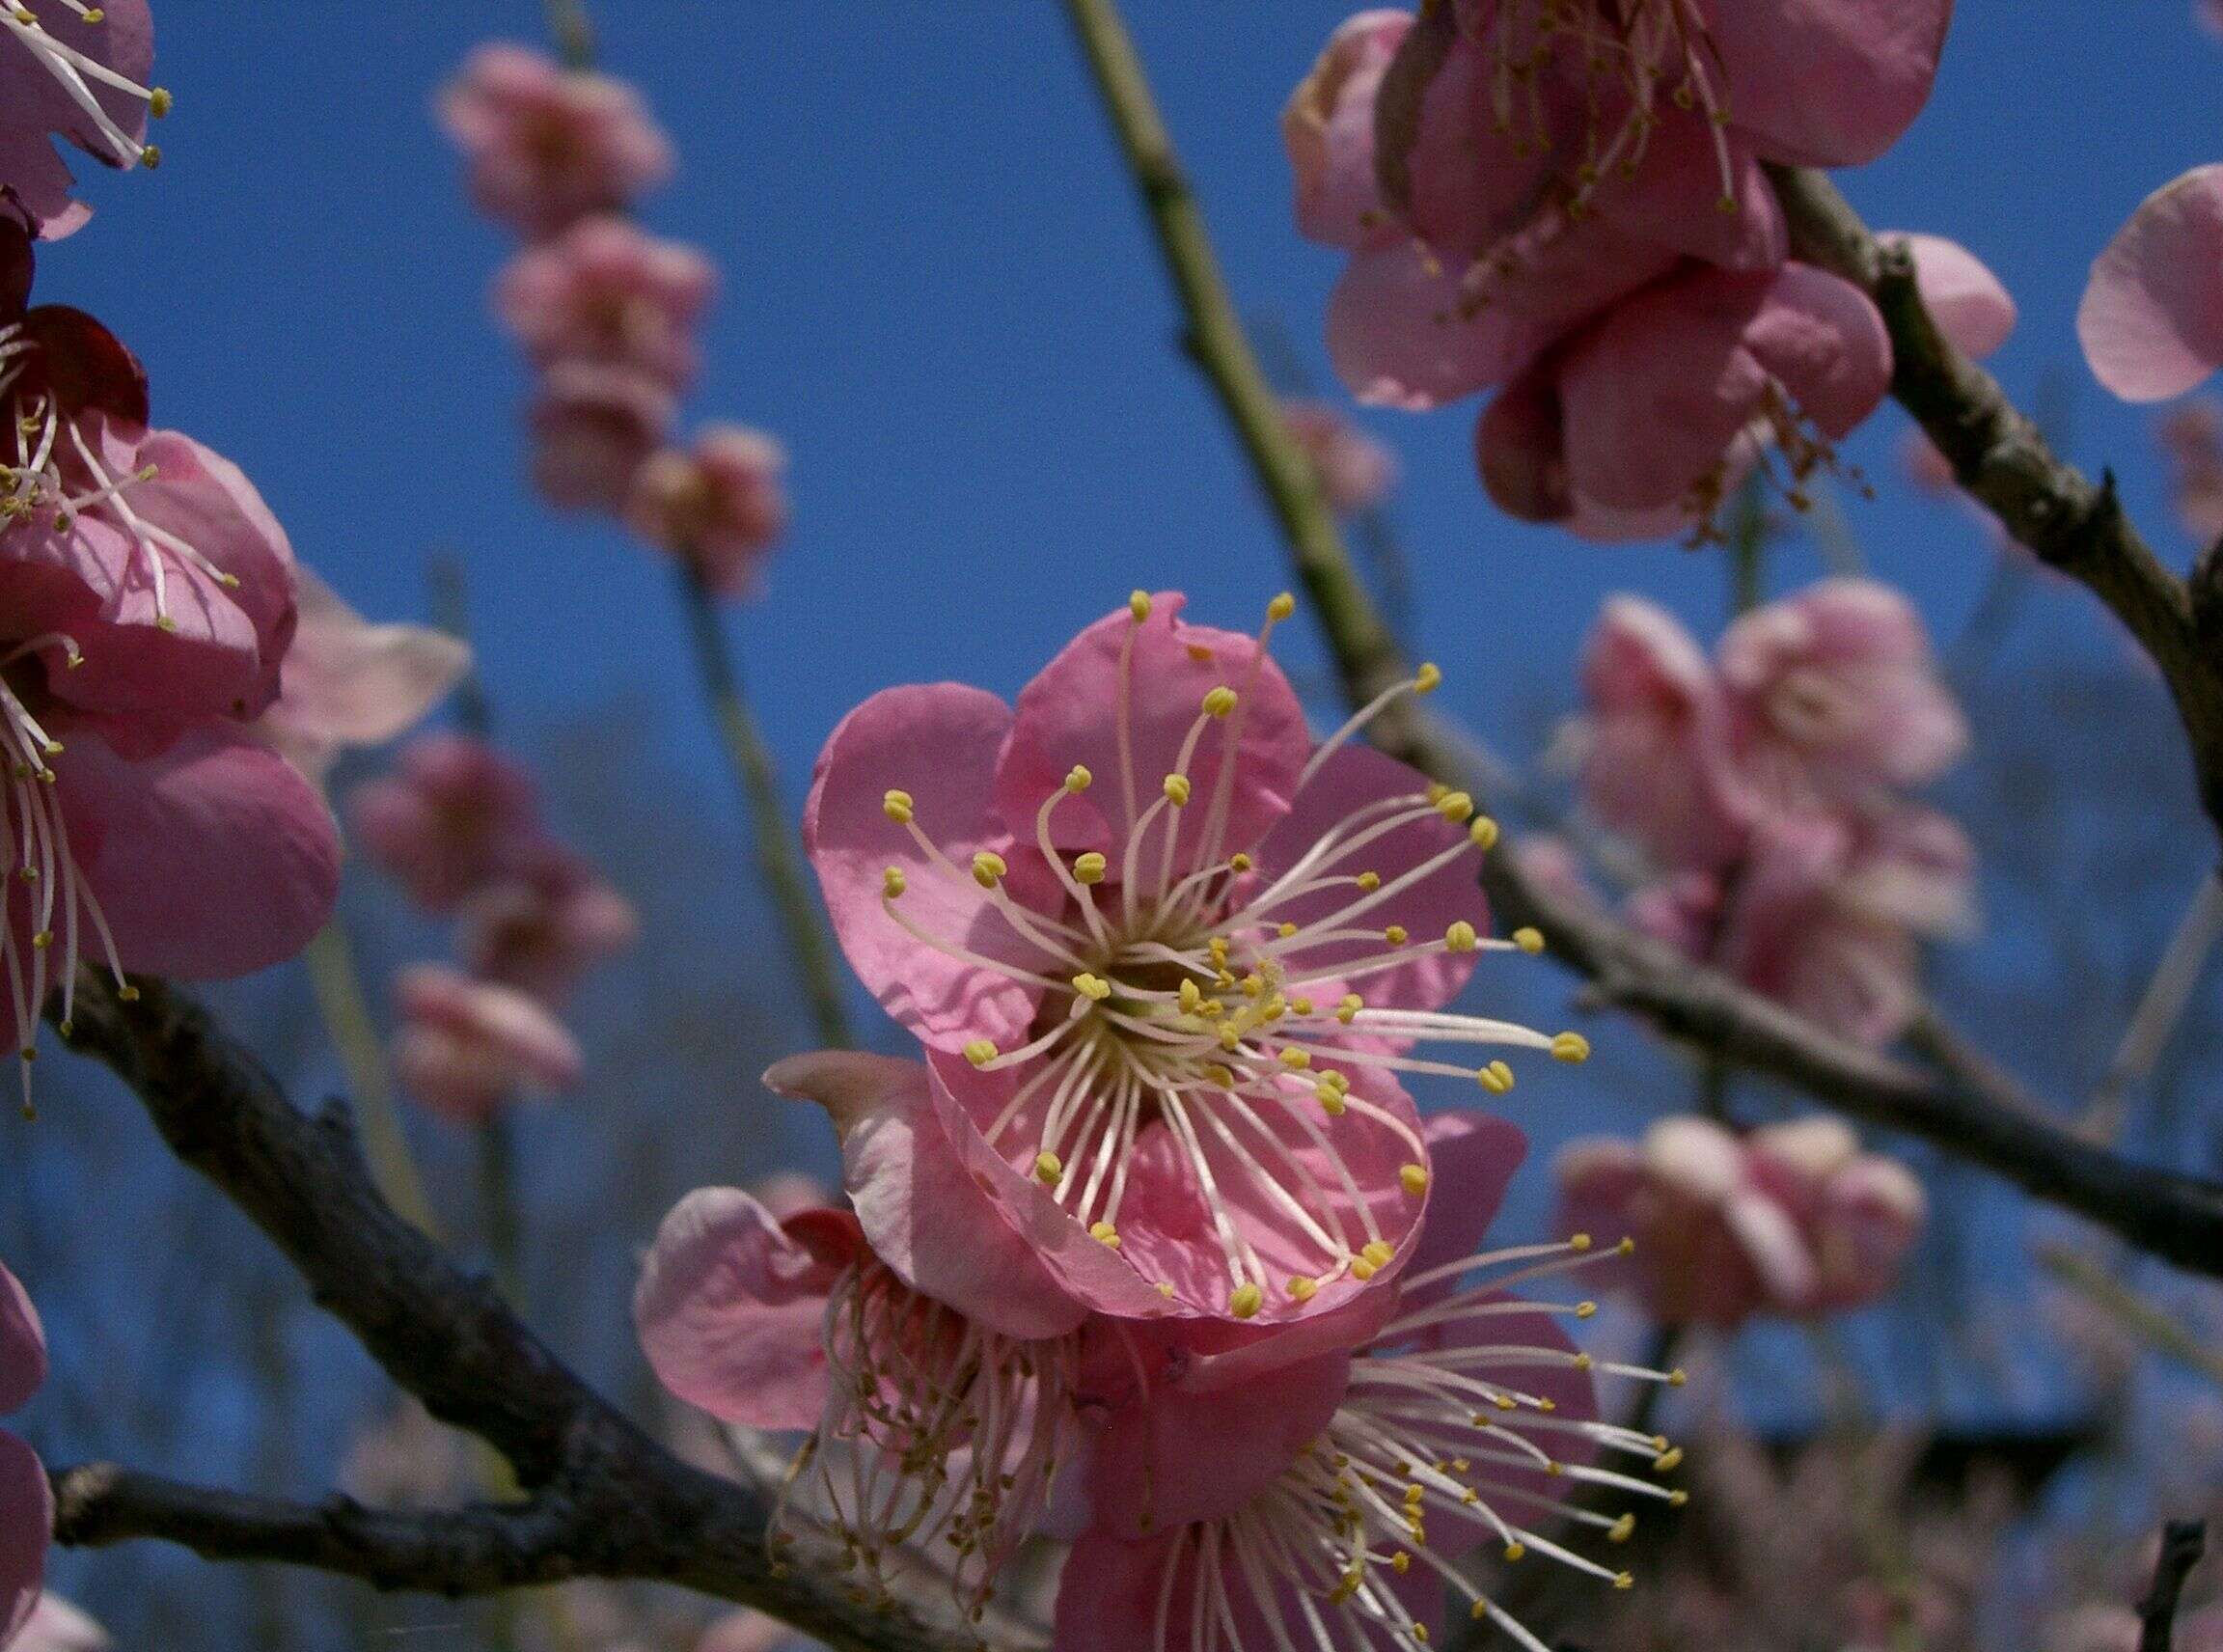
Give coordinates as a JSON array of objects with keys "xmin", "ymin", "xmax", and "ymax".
[
  {"xmin": 1229, "ymin": 852, "xmax": 1252, "ymax": 871},
  {"xmin": 1551, "ymin": 1032, "xmax": 1591, "ymax": 1062},
  {"xmin": 1033, "ymin": 1151, "xmax": 1064, "ymax": 1186},
  {"xmin": 1384, "ymin": 924, "xmax": 1409, "ymax": 947},
  {"xmin": 1267, "ymin": 592, "xmax": 1296, "ymax": 621},
  {"xmin": 882, "ymin": 789, "xmax": 915, "ymax": 824},
  {"xmin": 1608, "ymin": 1513, "xmax": 1636, "ymax": 1543},
  {"xmin": 1088, "ymin": 1221, "xmax": 1120, "ymax": 1248},
  {"xmin": 971, "ymin": 851, "xmax": 1007, "ymax": 889},
  {"xmin": 1278, "ymin": 1047, "xmax": 1312, "ymax": 1071},
  {"xmin": 1575, "ymin": 1300, "xmax": 1598, "ymax": 1319},
  {"xmin": 1072, "ymin": 973, "xmax": 1112, "ymax": 1002},
  {"xmin": 1414, "ymin": 661, "xmax": 1442, "ymax": 694},
  {"xmin": 1502, "ymin": 1541, "xmax": 1527, "ymax": 1562},
  {"xmin": 1568, "ymin": 1231, "xmax": 1592, "ymax": 1252},
  {"xmin": 1229, "ymin": 1282, "xmax": 1264, "ymax": 1318},
  {"xmin": 1399, "ymin": 1163, "xmax": 1429, "ymax": 1196},
  {"xmin": 1202, "ymin": 686, "xmax": 1238, "ymax": 719},
  {"xmin": 1287, "ymin": 1276, "xmax": 1319, "ymax": 1302},
  {"xmin": 1129, "ymin": 591, "xmax": 1152, "ymax": 622},
  {"xmin": 882, "ymin": 867, "xmax": 907, "ymax": 898},
  {"xmin": 1470, "ymin": 815, "xmax": 1500, "ymax": 849},
  {"xmin": 1064, "ymin": 764, "xmax": 1093, "ymax": 792},
  {"xmin": 1477, "ymin": 1060, "xmax": 1514, "ymax": 1095},
  {"xmin": 1445, "ymin": 921, "xmax": 1477, "ymax": 953},
  {"xmin": 963, "ymin": 1039, "xmax": 998, "ymax": 1067},
  {"xmin": 1163, "ymin": 774, "xmax": 1192, "ymax": 807},
  {"xmin": 1356, "ymin": 870, "xmax": 1381, "ymax": 893},
  {"xmin": 1513, "ymin": 925, "xmax": 1545, "ymax": 954},
  {"xmin": 1074, "ymin": 851, "xmax": 1107, "ymax": 885},
  {"xmin": 1435, "ymin": 790, "xmax": 1474, "ymax": 824}
]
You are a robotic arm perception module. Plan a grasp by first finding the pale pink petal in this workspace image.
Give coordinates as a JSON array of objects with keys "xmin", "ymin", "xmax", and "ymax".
[
  {"xmin": 1284, "ymin": 11, "xmax": 1410, "ymax": 250},
  {"xmin": 2079, "ymin": 165, "xmax": 2223, "ymax": 401},
  {"xmin": 803, "ymin": 682, "xmax": 1045, "ymax": 1051},
  {"xmin": 391, "ymin": 966, "xmax": 584, "ymax": 1123},
  {"xmin": 1707, "ymin": 0, "xmax": 1952, "ymax": 168},
  {"xmin": 55, "ymin": 719, "xmax": 340, "ymax": 979},
  {"xmin": 1891, "ymin": 232, "xmax": 2017, "ymax": 360},
  {"xmin": 259, "ymin": 569, "xmax": 470, "ymax": 784},
  {"xmin": 1474, "ymin": 364, "xmax": 1571, "ymax": 523},
  {"xmin": 1326, "ymin": 243, "xmax": 1539, "ymax": 411},
  {"xmin": 0, "ymin": 1264, "xmax": 42, "ymax": 1417},
  {"xmin": 764, "ymin": 1052, "xmax": 1094, "ymax": 1338},
  {"xmin": 1398, "ymin": 1110, "xmax": 1528, "ymax": 1292},
  {"xmin": 693, "ymin": 1611, "xmax": 811, "ymax": 1652},
  {"xmin": 633, "ymin": 1187, "xmax": 858, "ymax": 1432},
  {"xmin": 996, "ymin": 593, "xmax": 1309, "ymax": 871},
  {"xmin": 9, "ymin": 1594, "xmax": 109, "ymax": 1652},
  {"xmin": 0, "ymin": 1431, "xmax": 47, "ymax": 1647}
]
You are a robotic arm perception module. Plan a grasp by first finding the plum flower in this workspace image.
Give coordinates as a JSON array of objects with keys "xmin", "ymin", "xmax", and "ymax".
[
  {"xmin": 1552, "ymin": 1115, "xmax": 1927, "ymax": 1326},
  {"xmin": 390, "ymin": 962, "xmax": 583, "ymax": 1123},
  {"xmin": 0, "ymin": 1260, "xmax": 49, "ymax": 1649},
  {"xmin": 2159, "ymin": 399, "xmax": 2223, "ymax": 544},
  {"xmin": 454, "ymin": 843, "xmax": 639, "ymax": 1005},
  {"xmin": 437, "ymin": 42, "xmax": 673, "ymax": 239},
  {"xmin": 527, "ymin": 359, "xmax": 674, "ymax": 514},
  {"xmin": 2078, "ymin": 164, "xmax": 2223, "ymax": 402},
  {"xmin": 493, "ymin": 215, "xmax": 717, "ymax": 395},
  {"xmin": 0, "ymin": 0, "xmax": 165, "ymax": 238},
  {"xmin": 805, "ymin": 592, "xmax": 1588, "ymax": 1325},
  {"xmin": 7, "ymin": 1596, "xmax": 106, "ymax": 1652},
  {"xmin": 347, "ymin": 732, "xmax": 545, "ymax": 911},
  {"xmin": 1282, "ymin": 399, "xmax": 1400, "ymax": 518},
  {"xmin": 634, "ymin": 1171, "xmax": 1084, "ymax": 1624},
  {"xmin": 1059, "ymin": 1114, "xmax": 1683, "ymax": 1652},
  {"xmin": 625, "ymin": 425, "xmax": 789, "ymax": 599},
  {"xmin": 254, "ymin": 569, "xmax": 470, "ymax": 787}
]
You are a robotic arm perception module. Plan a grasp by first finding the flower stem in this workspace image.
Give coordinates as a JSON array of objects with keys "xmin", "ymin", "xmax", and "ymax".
[
  {"xmin": 541, "ymin": 0, "xmax": 596, "ymax": 71},
  {"xmin": 673, "ymin": 564, "xmax": 854, "ymax": 1049},
  {"xmin": 304, "ymin": 920, "xmax": 442, "ymax": 1241}
]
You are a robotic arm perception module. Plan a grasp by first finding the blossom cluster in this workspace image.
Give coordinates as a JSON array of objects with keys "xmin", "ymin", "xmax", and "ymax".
[
  {"xmin": 639, "ymin": 593, "xmax": 1687, "ymax": 1650},
  {"xmin": 349, "ymin": 730, "xmax": 637, "ymax": 1122},
  {"xmin": 439, "ymin": 43, "xmax": 788, "ymax": 599},
  {"xmin": 1285, "ymin": 3, "xmax": 2017, "ymax": 541}
]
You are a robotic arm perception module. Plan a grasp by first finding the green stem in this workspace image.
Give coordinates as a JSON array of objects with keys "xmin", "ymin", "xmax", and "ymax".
[
  {"xmin": 1060, "ymin": 0, "xmax": 1408, "ymax": 711},
  {"xmin": 541, "ymin": 0, "xmax": 596, "ymax": 70},
  {"xmin": 674, "ymin": 564, "xmax": 854, "ymax": 1050},
  {"xmin": 303, "ymin": 921, "xmax": 441, "ymax": 1240}
]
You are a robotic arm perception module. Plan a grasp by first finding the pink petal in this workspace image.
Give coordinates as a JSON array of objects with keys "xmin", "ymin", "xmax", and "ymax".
[
  {"xmin": 10, "ymin": 1594, "xmax": 108, "ymax": 1652},
  {"xmin": 633, "ymin": 1188, "xmax": 859, "ymax": 1431},
  {"xmin": 1891, "ymin": 232, "xmax": 2017, "ymax": 360},
  {"xmin": 1284, "ymin": 11, "xmax": 1410, "ymax": 250},
  {"xmin": 1326, "ymin": 243, "xmax": 1539, "ymax": 411},
  {"xmin": 1707, "ymin": 0, "xmax": 1952, "ymax": 168},
  {"xmin": 0, "ymin": 1264, "xmax": 42, "ymax": 1418},
  {"xmin": 996, "ymin": 594, "xmax": 1309, "ymax": 873},
  {"xmin": 2079, "ymin": 164, "xmax": 2223, "ymax": 401},
  {"xmin": 0, "ymin": 1431, "xmax": 48, "ymax": 1647},
  {"xmin": 1398, "ymin": 1110, "xmax": 1528, "ymax": 1294},
  {"xmin": 1256, "ymin": 744, "xmax": 1485, "ymax": 1016},
  {"xmin": 54, "ymin": 719, "xmax": 340, "ymax": 978},
  {"xmin": 803, "ymin": 682, "xmax": 1043, "ymax": 1051},
  {"xmin": 1739, "ymin": 264, "xmax": 1895, "ymax": 439},
  {"xmin": 1052, "ymin": 1531, "xmax": 1200, "ymax": 1652},
  {"xmin": 764, "ymin": 1052, "xmax": 1096, "ymax": 1338},
  {"xmin": 1475, "ymin": 365, "xmax": 1573, "ymax": 523}
]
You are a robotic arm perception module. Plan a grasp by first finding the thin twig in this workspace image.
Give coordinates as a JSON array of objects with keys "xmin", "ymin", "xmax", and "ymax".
[
  {"xmin": 2035, "ymin": 1245, "xmax": 2223, "ymax": 1393},
  {"xmin": 1058, "ymin": 0, "xmax": 2223, "ymax": 1277},
  {"xmin": 2139, "ymin": 1520, "xmax": 2208, "ymax": 1652},
  {"xmin": 302, "ymin": 921, "xmax": 440, "ymax": 1240},
  {"xmin": 2084, "ymin": 870, "xmax": 2223, "ymax": 1143}
]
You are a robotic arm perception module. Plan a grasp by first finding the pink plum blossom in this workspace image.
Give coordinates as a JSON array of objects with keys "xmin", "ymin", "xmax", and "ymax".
[
  {"xmin": 347, "ymin": 732, "xmax": 545, "ymax": 912},
  {"xmin": 7, "ymin": 1596, "xmax": 106, "ymax": 1652},
  {"xmin": 493, "ymin": 215, "xmax": 717, "ymax": 394},
  {"xmin": 0, "ymin": 1260, "xmax": 49, "ymax": 1648},
  {"xmin": 0, "ymin": 232, "xmax": 338, "ymax": 1077},
  {"xmin": 634, "ymin": 1177, "xmax": 1083, "ymax": 1621},
  {"xmin": 1628, "ymin": 808, "xmax": 1974, "ymax": 1045},
  {"xmin": 1886, "ymin": 231, "xmax": 2018, "ymax": 362},
  {"xmin": 255, "ymin": 569, "xmax": 470, "ymax": 786},
  {"xmin": 527, "ymin": 360, "xmax": 674, "ymax": 514},
  {"xmin": 1553, "ymin": 1114, "xmax": 1927, "ymax": 1326},
  {"xmin": 695, "ymin": 1613, "xmax": 819, "ymax": 1652},
  {"xmin": 437, "ymin": 42, "xmax": 673, "ymax": 239},
  {"xmin": 1281, "ymin": 399, "xmax": 1399, "ymax": 517},
  {"xmin": 803, "ymin": 592, "xmax": 1588, "ymax": 1325},
  {"xmin": 1717, "ymin": 577, "xmax": 1968, "ymax": 812},
  {"xmin": 2079, "ymin": 164, "xmax": 2223, "ymax": 402},
  {"xmin": 390, "ymin": 962, "xmax": 583, "ymax": 1123},
  {"xmin": 625, "ymin": 425, "xmax": 788, "ymax": 599},
  {"xmin": 454, "ymin": 843, "xmax": 639, "ymax": 1005},
  {"xmin": 2159, "ymin": 399, "xmax": 2223, "ymax": 543},
  {"xmin": 1057, "ymin": 1111, "xmax": 1678, "ymax": 1652},
  {"xmin": 0, "ymin": 0, "xmax": 161, "ymax": 238}
]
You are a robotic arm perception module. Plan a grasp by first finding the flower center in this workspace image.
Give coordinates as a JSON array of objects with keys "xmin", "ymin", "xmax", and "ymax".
[
  {"xmin": 0, "ymin": 2, "xmax": 171, "ymax": 170},
  {"xmin": 880, "ymin": 595, "xmax": 1591, "ymax": 1318}
]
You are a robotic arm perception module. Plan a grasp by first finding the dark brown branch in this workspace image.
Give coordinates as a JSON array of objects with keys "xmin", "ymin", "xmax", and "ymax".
[
  {"xmin": 51, "ymin": 976, "xmax": 1041, "ymax": 1652},
  {"xmin": 1770, "ymin": 164, "xmax": 2223, "ymax": 837},
  {"xmin": 2140, "ymin": 1520, "xmax": 2208, "ymax": 1652}
]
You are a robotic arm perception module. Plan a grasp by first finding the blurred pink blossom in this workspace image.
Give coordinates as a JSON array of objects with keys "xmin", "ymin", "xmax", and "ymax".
[
  {"xmin": 6, "ymin": 1595, "xmax": 106, "ymax": 1652},
  {"xmin": 348, "ymin": 733, "xmax": 544, "ymax": 912},
  {"xmin": 696, "ymin": 1611, "xmax": 822, "ymax": 1652},
  {"xmin": 527, "ymin": 359, "xmax": 675, "ymax": 514},
  {"xmin": 494, "ymin": 214, "xmax": 717, "ymax": 394},
  {"xmin": 2158, "ymin": 399, "xmax": 2223, "ymax": 543},
  {"xmin": 2079, "ymin": 163, "xmax": 2223, "ymax": 401},
  {"xmin": 455, "ymin": 846, "xmax": 640, "ymax": 1006},
  {"xmin": 340, "ymin": 1398, "xmax": 471, "ymax": 1511},
  {"xmin": 1553, "ymin": 1114, "xmax": 1927, "ymax": 1326},
  {"xmin": 437, "ymin": 42, "xmax": 672, "ymax": 238},
  {"xmin": 0, "ymin": 1260, "xmax": 48, "ymax": 1648},
  {"xmin": 391, "ymin": 963, "xmax": 584, "ymax": 1124},
  {"xmin": 1280, "ymin": 398, "xmax": 1398, "ymax": 516},
  {"xmin": 625, "ymin": 425, "xmax": 789, "ymax": 598},
  {"xmin": 0, "ymin": 0, "xmax": 159, "ymax": 237}
]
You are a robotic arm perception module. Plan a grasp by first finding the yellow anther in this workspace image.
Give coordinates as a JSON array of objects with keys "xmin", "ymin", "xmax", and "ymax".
[
  {"xmin": 1575, "ymin": 1300, "xmax": 1598, "ymax": 1319},
  {"xmin": 1239, "ymin": 972, "xmax": 1265, "ymax": 998},
  {"xmin": 1426, "ymin": 783, "xmax": 1449, "ymax": 805},
  {"xmin": 1202, "ymin": 686, "xmax": 1238, "ymax": 718},
  {"xmin": 1287, "ymin": 1276, "xmax": 1319, "ymax": 1302},
  {"xmin": 1229, "ymin": 1282, "xmax": 1264, "ymax": 1319},
  {"xmin": 1413, "ymin": 661, "xmax": 1442, "ymax": 694},
  {"xmin": 1155, "ymin": 1280, "xmax": 1176, "ymax": 1299},
  {"xmin": 1321, "ymin": 1069, "xmax": 1349, "ymax": 1095},
  {"xmin": 1071, "ymin": 973, "xmax": 1112, "ymax": 1002},
  {"xmin": 1361, "ymin": 1240, "xmax": 1394, "ymax": 1269},
  {"xmin": 1434, "ymin": 789, "xmax": 1474, "ymax": 823},
  {"xmin": 1403, "ymin": 1484, "xmax": 1425, "ymax": 1506},
  {"xmin": 1203, "ymin": 1062, "xmax": 1235, "ymax": 1087},
  {"xmin": 1315, "ymin": 1081, "xmax": 1347, "ymax": 1116},
  {"xmin": 1261, "ymin": 994, "xmax": 1287, "ymax": 1023},
  {"xmin": 1357, "ymin": 870, "xmax": 1381, "ymax": 892},
  {"xmin": 1668, "ymin": 1367, "xmax": 1688, "ymax": 1387},
  {"xmin": 1336, "ymin": 993, "xmax": 1362, "ymax": 1024},
  {"xmin": 1668, "ymin": 1488, "xmax": 1689, "ymax": 1506},
  {"xmin": 1574, "ymin": 1352, "xmax": 1594, "ymax": 1371},
  {"xmin": 1551, "ymin": 1031, "xmax": 1591, "ymax": 1062},
  {"xmin": 1217, "ymin": 1023, "xmax": 1241, "ymax": 1052},
  {"xmin": 1352, "ymin": 1256, "xmax": 1378, "ymax": 1281},
  {"xmin": 1228, "ymin": 852, "xmax": 1252, "ymax": 871},
  {"xmin": 1384, "ymin": 924, "xmax": 1409, "ymax": 947},
  {"xmin": 1163, "ymin": 774, "xmax": 1192, "ymax": 807},
  {"xmin": 1033, "ymin": 1151, "xmax": 1064, "ymax": 1186},
  {"xmin": 1291, "ymin": 996, "xmax": 1313, "ymax": 1014},
  {"xmin": 1279, "ymin": 1047, "xmax": 1312, "ymax": 1071},
  {"xmin": 1494, "ymin": 1394, "xmax": 1517, "ymax": 1411},
  {"xmin": 1074, "ymin": 851, "xmax": 1108, "ymax": 885},
  {"xmin": 1178, "ymin": 978, "xmax": 1202, "ymax": 1012},
  {"xmin": 1617, "ymin": 1236, "xmax": 1637, "ymax": 1255},
  {"xmin": 1513, "ymin": 926, "xmax": 1547, "ymax": 955},
  {"xmin": 882, "ymin": 788, "xmax": 915, "ymax": 824},
  {"xmin": 1608, "ymin": 1513, "xmax": 1636, "ymax": 1543},
  {"xmin": 1129, "ymin": 590, "xmax": 1152, "ymax": 621},
  {"xmin": 1471, "ymin": 1602, "xmax": 1491, "ymax": 1622},
  {"xmin": 1186, "ymin": 643, "xmax": 1213, "ymax": 663},
  {"xmin": 117, "ymin": 984, "xmax": 140, "ymax": 1003},
  {"xmin": 1276, "ymin": 920, "xmax": 1298, "ymax": 938},
  {"xmin": 1653, "ymin": 1446, "xmax": 1684, "ymax": 1472},
  {"xmin": 1399, "ymin": 1163, "xmax": 1429, "ymax": 1196},
  {"xmin": 1065, "ymin": 764, "xmax": 1093, "ymax": 792},
  {"xmin": 1267, "ymin": 592, "xmax": 1296, "ymax": 621},
  {"xmin": 1469, "ymin": 815, "xmax": 1499, "ymax": 850},
  {"xmin": 1391, "ymin": 1551, "xmax": 1412, "ymax": 1575},
  {"xmin": 879, "ymin": 867, "xmax": 904, "ymax": 899},
  {"xmin": 1089, "ymin": 1222, "xmax": 1121, "ymax": 1248},
  {"xmin": 1445, "ymin": 921, "xmax": 1477, "ymax": 953},
  {"xmin": 1502, "ymin": 1541, "xmax": 1526, "ymax": 1562},
  {"xmin": 963, "ymin": 1039, "xmax": 998, "ymax": 1068},
  {"xmin": 1612, "ymin": 1572, "xmax": 1634, "ymax": 1591},
  {"xmin": 971, "ymin": 850, "xmax": 1007, "ymax": 889}
]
